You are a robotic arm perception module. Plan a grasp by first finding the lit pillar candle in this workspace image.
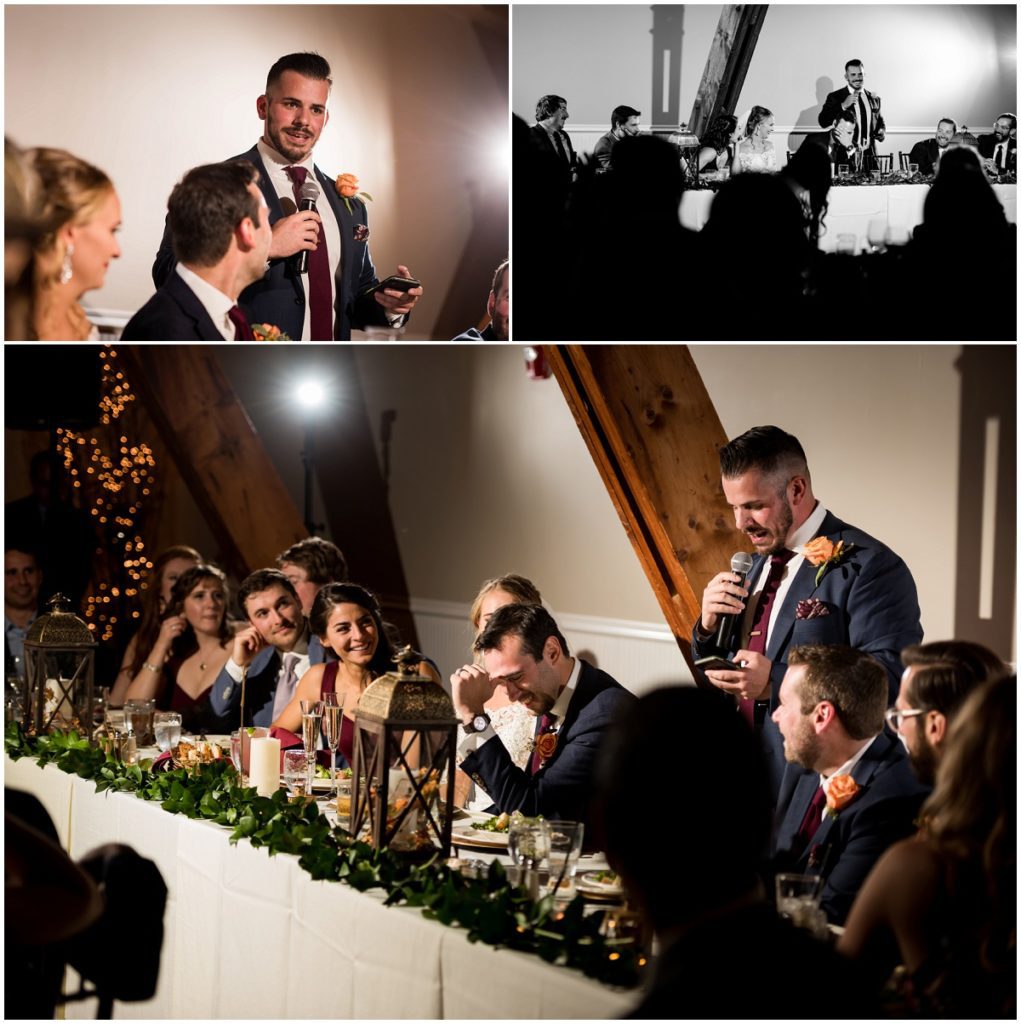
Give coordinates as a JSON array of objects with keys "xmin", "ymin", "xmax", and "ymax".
[{"xmin": 249, "ymin": 737, "xmax": 281, "ymax": 797}]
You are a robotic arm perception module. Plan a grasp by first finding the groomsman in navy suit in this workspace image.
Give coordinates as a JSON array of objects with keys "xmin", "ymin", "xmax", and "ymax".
[
  {"xmin": 123, "ymin": 161, "xmax": 272, "ymax": 340},
  {"xmin": 153, "ymin": 52, "xmax": 422, "ymax": 341},
  {"xmin": 770, "ymin": 645, "xmax": 929, "ymax": 925},
  {"xmin": 212, "ymin": 568, "xmax": 323, "ymax": 727},
  {"xmin": 691, "ymin": 425, "xmax": 922, "ymax": 797}
]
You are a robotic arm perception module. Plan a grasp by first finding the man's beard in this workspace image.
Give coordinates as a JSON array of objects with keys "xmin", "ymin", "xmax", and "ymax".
[
  {"xmin": 908, "ymin": 735, "xmax": 938, "ymax": 786},
  {"xmin": 785, "ymin": 718, "xmax": 820, "ymax": 771},
  {"xmin": 763, "ymin": 496, "xmax": 794, "ymax": 555}
]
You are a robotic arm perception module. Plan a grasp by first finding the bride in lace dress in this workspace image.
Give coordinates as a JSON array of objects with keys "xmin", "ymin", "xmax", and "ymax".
[
  {"xmin": 733, "ymin": 106, "xmax": 777, "ymax": 174},
  {"xmin": 453, "ymin": 574, "xmax": 543, "ymax": 812}
]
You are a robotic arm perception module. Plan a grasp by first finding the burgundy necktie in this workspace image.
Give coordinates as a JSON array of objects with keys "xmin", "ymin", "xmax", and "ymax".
[
  {"xmin": 791, "ymin": 784, "xmax": 827, "ymax": 860},
  {"xmin": 857, "ymin": 93, "xmax": 870, "ymax": 148},
  {"xmin": 285, "ymin": 165, "xmax": 333, "ymax": 341},
  {"xmin": 227, "ymin": 304, "xmax": 253, "ymax": 341},
  {"xmin": 740, "ymin": 549, "xmax": 794, "ymax": 726},
  {"xmin": 529, "ymin": 713, "xmax": 555, "ymax": 775}
]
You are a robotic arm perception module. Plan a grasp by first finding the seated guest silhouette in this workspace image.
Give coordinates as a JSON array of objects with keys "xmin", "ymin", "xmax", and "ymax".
[
  {"xmin": 696, "ymin": 114, "xmax": 738, "ymax": 173},
  {"xmin": 122, "ymin": 161, "xmax": 272, "ymax": 340},
  {"xmin": 597, "ymin": 687, "xmax": 875, "ymax": 1019},
  {"xmin": 452, "ymin": 603, "xmax": 634, "ymax": 827},
  {"xmin": 770, "ymin": 644, "xmax": 929, "ymax": 925},
  {"xmin": 839, "ymin": 674, "xmax": 1016, "ymax": 1018}
]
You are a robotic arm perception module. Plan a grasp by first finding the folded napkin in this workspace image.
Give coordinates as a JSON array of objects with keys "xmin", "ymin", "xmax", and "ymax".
[{"xmin": 151, "ymin": 750, "xmax": 175, "ymax": 772}]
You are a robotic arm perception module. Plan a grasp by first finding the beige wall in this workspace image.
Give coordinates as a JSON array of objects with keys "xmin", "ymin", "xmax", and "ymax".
[
  {"xmin": 5, "ymin": 5, "xmax": 508, "ymax": 337},
  {"xmin": 514, "ymin": 4, "xmax": 1015, "ymax": 154}
]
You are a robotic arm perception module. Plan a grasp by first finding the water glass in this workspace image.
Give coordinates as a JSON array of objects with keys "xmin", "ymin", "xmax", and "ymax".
[
  {"xmin": 870, "ymin": 170, "xmax": 882, "ymax": 184},
  {"xmin": 835, "ymin": 233, "xmax": 857, "ymax": 255},
  {"xmin": 283, "ymin": 749, "xmax": 309, "ymax": 796},
  {"xmin": 154, "ymin": 711, "xmax": 182, "ymax": 752},
  {"xmin": 508, "ymin": 820, "xmax": 551, "ymax": 900},
  {"xmin": 775, "ymin": 872, "xmax": 827, "ymax": 938},
  {"xmin": 124, "ymin": 698, "xmax": 156, "ymax": 745},
  {"xmin": 866, "ymin": 218, "xmax": 887, "ymax": 253},
  {"xmin": 5, "ymin": 675, "xmax": 24, "ymax": 725},
  {"xmin": 545, "ymin": 821, "xmax": 585, "ymax": 897},
  {"xmin": 908, "ymin": 162, "xmax": 919, "ymax": 177},
  {"xmin": 837, "ymin": 164, "xmax": 849, "ymax": 179}
]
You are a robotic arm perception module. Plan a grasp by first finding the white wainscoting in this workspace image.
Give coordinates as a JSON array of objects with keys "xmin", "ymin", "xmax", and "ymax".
[{"xmin": 411, "ymin": 597, "xmax": 694, "ymax": 698}]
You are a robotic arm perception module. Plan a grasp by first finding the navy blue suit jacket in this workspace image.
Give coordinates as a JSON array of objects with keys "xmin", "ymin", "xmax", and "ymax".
[
  {"xmin": 121, "ymin": 270, "xmax": 223, "ymax": 341},
  {"xmin": 210, "ymin": 634, "xmax": 328, "ymax": 727},
  {"xmin": 692, "ymin": 510, "xmax": 922, "ymax": 792},
  {"xmin": 152, "ymin": 145, "xmax": 391, "ymax": 341},
  {"xmin": 460, "ymin": 660, "xmax": 635, "ymax": 827},
  {"xmin": 771, "ymin": 730, "xmax": 929, "ymax": 925}
]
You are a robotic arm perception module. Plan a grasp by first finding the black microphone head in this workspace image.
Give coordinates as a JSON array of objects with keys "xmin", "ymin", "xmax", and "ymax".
[
  {"xmin": 299, "ymin": 179, "xmax": 320, "ymax": 204},
  {"xmin": 731, "ymin": 551, "xmax": 755, "ymax": 576}
]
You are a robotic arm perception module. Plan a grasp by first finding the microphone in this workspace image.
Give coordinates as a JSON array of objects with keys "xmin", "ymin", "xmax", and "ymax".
[
  {"xmin": 296, "ymin": 179, "xmax": 320, "ymax": 275},
  {"xmin": 712, "ymin": 551, "xmax": 755, "ymax": 655}
]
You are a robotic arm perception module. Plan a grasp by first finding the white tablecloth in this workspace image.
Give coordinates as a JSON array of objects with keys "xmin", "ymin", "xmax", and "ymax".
[
  {"xmin": 6, "ymin": 756, "xmax": 637, "ymax": 1019},
  {"xmin": 680, "ymin": 183, "xmax": 1017, "ymax": 252}
]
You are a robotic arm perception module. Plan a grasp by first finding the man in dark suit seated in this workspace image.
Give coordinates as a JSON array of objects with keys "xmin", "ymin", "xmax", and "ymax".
[
  {"xmin": 211, "ymin": 569, "xmax": 320, "ymax": 727},
  {"xmin": 828, "ymin": 112, "xmax": 862, "ymax": 172},
  {"xmin": 451, "ymin": 603, "xmax": 635, "ymax": 827},
  {"xmin": 977, "ymin": 112, "xmax": 1017, "ymax": 175},
  {"xmin": 908, "ymin": 117, "xmax": 957, "ymax": 176},
  {"xmin": 592, "ymin": 104, "xmax": 641, "ymax": 171},
  {"xmin": 152, "ymin": 52, "xmax": 422, "ymax": 341},
  {"xmin": 596, "ymin": 687, "xmax": 876, "ymax": 1019},
  {"xmin": 692, "ymin": 425, "xmax": 922, "ymax": 798},
  {"xmin": 770, "ymin": 644, "xmax": 930, "ymax": 925},
  {"xmin": 122, "ymin": 161, "xmax": 272, "ymax": 340},
  {"xmin": 819, "ymin": 58, "xmax": 886, "ymax": 174}
]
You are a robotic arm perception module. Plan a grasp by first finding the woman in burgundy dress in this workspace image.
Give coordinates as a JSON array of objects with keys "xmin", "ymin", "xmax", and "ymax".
[
  {"xmin": 124, "ymin": 564, "xmax": 235, "ymax": 734},
  {"xmin": 272, "ymin": 582, "xmax": 440, "ymax": 766}
]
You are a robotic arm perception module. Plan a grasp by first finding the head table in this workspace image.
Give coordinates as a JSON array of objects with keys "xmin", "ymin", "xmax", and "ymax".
[
  {"xmin": 679, "ymin": 182, "xmax": 1017, "ymax": 252},
  {"xmin": 6, "ymin": 755, "xmax": 638, "ymax": 1019}
]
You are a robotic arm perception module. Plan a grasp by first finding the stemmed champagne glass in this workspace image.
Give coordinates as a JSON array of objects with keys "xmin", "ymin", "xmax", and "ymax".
[
  {"xmin": 299, "ymin": 699, "xmax": 324, "ymax": 795},
  {"xmin": 322, "ymin": 693, "xmax": 343, "ymax": 799}
]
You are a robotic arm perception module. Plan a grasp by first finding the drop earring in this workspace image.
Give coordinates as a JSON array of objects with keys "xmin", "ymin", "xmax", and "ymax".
[{"xmin": 60, "ymin": 242, "xmax": 74, "ymax": 285}]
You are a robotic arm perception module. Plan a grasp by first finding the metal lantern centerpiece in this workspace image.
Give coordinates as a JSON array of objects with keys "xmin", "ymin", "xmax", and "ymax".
[
  {"xmin": 23, "ymin": 593, "xmax": 96, "ymax": 738},
  {"xmin": 350, "ymin": 647, "xmax": 457, "ymax": 859},
  {"xmin": 667, "ymin": 123, "xmax": 702, "ymax": 187}
]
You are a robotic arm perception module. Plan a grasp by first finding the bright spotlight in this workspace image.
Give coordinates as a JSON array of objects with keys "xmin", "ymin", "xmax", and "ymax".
[{"xmin": 296, "ymin": 380, "xmax": 326, "ymax": 408}]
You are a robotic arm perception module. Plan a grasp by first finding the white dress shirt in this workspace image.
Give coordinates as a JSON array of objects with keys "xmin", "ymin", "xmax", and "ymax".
[
  {"xmin": 175, "ymin": 264, "xmax": 235, "ymax": 341},
  {"xmin": 257, "ymin": 139, "xmax": 343, "ymax": 341}
]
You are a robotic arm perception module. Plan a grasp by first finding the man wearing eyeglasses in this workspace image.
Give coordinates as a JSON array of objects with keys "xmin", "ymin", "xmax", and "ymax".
[
  {"xmin": 770, "ymin": 644, "xmax": 929, "ymax": 926},
  {"xmin": 888, "ymin": 640, "xmax": 1007, "ymax": 785}
]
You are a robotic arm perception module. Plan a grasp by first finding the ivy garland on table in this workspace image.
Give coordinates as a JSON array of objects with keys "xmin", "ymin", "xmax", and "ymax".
[{"xmin": 5, "ymin": 724, "xmax": 645, "ymax": 990}]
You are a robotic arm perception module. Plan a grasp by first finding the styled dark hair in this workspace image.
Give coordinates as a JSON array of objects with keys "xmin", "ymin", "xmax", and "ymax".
[
  {"xmin": 237, "ymin": 567, "xmax": 299, "ymax": 617},
  {"xmin": 276, "ymin": 536, "xmax": 347, "ymax": 586},
  {"xmin": 163, "ymin": 563, "xmax": 232, "ymax": 650},
  {"xmin": 610, "ymin": 105, "xmax": 641, "ymax": 130},
  {"xmin": 902, "ymin": 640, "xmax": 1007, "ymax": 718},
  {"xmin": 718, "ymin": 425, "xmax": 808, "ymax": 483},
  {"xmin": 168, "ymin": 160, "xmax": 262, "ymax": 267},
  {"xmin": 937, "ymin": 117, "xmax": 959, "ymax": 134},
  {"xmin": 745, "ymin": 106, "xmax": 773, "ymax": 138},
  {"xmin": 788, "ymin": 644, "xmax": 887, "ymax": 739},
  {"xmin": 701, "ymin": 114, "xmax": 738, "ymax": 153},
  {"xmin": 845, "ymin": 59, "xmax": 864, "ymax": 72},
  {"xmin": 596, "ymin": 687, "xmax": 769, "ymax": 927},
  {"xmin": 996, "ymin": 112, "xmax": 1016, "ymax": 130},
  {"xmin": 309, "ymin": 582, "xmax": 393, "ymax": 676},
  {"xmin": 4, "ymin": 539, "xmax": 40, "ymax": 563},
  {"xmin": 473, "ymin": 603, "xmax": 570, "ymax": 661},
  {"xmin": 490, "ymin": 259, "xmax": 509, "ymax": 296},
  {"xmin": 266, "ymin": 52, "xmax": 332, "ymax": 92},
  {"xmin": 836, "ymin": 109, "xmax": 857, "ymax": 127},
  {"xmin": 535, "ymin": 94, "xmax": 566, "ymax": 121}
]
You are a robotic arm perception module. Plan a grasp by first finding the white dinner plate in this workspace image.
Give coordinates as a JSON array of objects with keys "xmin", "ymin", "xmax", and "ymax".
[
  {"xmin": 452, "ymin": 826, "xmax": 511, "ymax": 848},
  {"xmin": 576, "ymin": 871, "xmax": 624, "ymax": 898}
]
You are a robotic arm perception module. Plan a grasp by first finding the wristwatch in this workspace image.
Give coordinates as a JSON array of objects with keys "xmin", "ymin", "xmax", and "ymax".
[{"xmin": 463, "ymin": 712, "xmax": 491, "ymax": 734}]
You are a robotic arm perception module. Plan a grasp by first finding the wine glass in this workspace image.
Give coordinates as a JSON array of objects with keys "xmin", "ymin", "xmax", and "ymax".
[
  {"xmin": 299, "ymin": 699, "xmax": 324, "ymax": 794},
  {"xmin": 866, "ymin": 218, "xmax": 887, "ymax": 254},
  {"xmin": 321, "ymin": 693, "xmax": 343, "ymax": 799}
]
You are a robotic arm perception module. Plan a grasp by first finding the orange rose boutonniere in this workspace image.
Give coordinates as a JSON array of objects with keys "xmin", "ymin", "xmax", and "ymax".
[
  {"xmin": 532, "ymin": 727, "xmax": 559, "ymax": 767},
  {"xmin": 802, "ymin": 536, "xmax": 856, "ymax": 587},
  {"xmin": 824, "ymin": 774, "xmax": 860, "ymax": 819},
  {"xmin": 251, "ymin": 323, "xmax": 290, "ymax": 341},
  {"xmin": 335, "ymin": 173, "xmax": 373, "ymax": 215}
]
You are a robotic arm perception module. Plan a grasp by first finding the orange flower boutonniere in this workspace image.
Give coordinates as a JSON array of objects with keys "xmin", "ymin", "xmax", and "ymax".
[
  {"xmin": 335, "ymin": 173, "xmax": 373, "ymax": 216},
  {"xmin": 802, "ymin": 536, "xmax": 856, "ymax": 586},
  {"xmin": 825, "ymin": 773, "xmax": 860, "ymax": 818},
  {"xmin": 251, "ymin": 323, "xmax": 290, "ymax": 341},
  {"xmin": 533, "ymin": 729, "xmax": 559, "ymax": 766}
]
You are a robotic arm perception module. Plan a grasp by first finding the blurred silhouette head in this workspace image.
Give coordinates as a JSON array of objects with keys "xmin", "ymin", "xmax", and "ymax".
[{"xmin": 610, "ymin": 134, "xmax": 685, "ymax": 213}]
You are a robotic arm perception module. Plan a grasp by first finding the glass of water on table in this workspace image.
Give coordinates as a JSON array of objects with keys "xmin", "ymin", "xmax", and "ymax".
[
  {"xmin": 775, "ymin": 873, "xmax": 827, "ymax": 938},
  {"xmin": 154, "ymin": 711, "xmax": 182, "ymax": 751}
]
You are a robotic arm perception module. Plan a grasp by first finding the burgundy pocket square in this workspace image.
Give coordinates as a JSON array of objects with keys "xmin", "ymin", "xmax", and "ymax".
[
  {"xmin": 353, "ymin": 224, "xmax": 369, "ymax": 242},
  {"xmin": 796, "ymin": 597, "xmax": 830, "ymax": 620}
]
